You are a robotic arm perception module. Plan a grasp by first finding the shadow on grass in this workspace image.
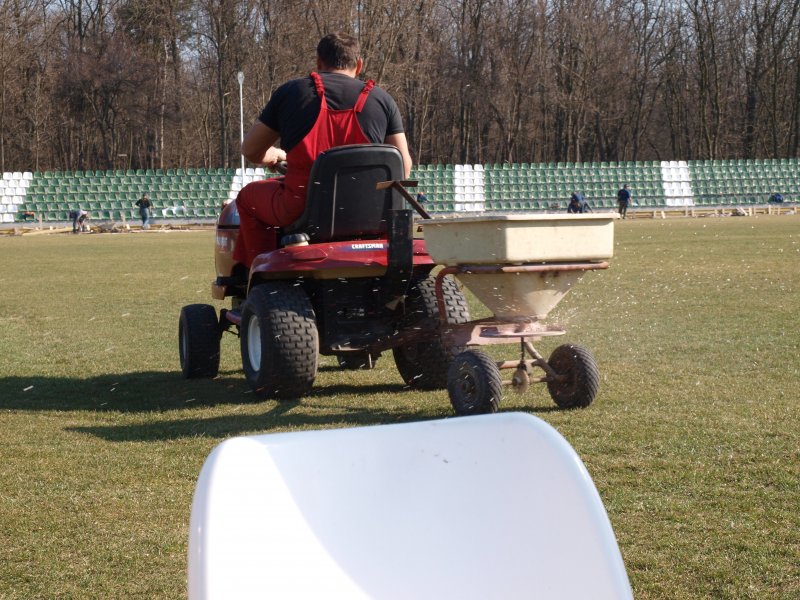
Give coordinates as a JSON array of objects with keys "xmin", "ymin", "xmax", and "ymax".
[
  {"xmin": 0, "ymin": 370, "xmax": 408, "ymax": 414},
  {"xmin": 0, "ymin": 371, "xmax": 257, "ymax": 413},
  {"xmin": 68, "ymin": 401, "xmax": 433, "ymax": 442},
  {"xmin": 4, "ymin": 370, "xmax": 562, "ymax": 442},
  {"xmin": 69, "ymin": 401, "xmax": 564, "ymax": 442}
]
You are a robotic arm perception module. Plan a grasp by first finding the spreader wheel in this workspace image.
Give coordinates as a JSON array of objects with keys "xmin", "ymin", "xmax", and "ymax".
[
  {"xmin": 240, "ymin": 282, "xmax": 318, "ymax": 399},
  {"xmin": 546, "ymin": 344, "xmax": 600, "ymax": 409},
  {"xmin": 447, "ymin": 350, "xmax": 502, "ymax": 416},
  {"xmin": 179, "ymin": 304, "xmax": 221, "ymax": 379}
]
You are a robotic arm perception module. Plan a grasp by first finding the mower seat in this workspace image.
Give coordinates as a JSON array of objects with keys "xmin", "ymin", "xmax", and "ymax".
[{"xmin": 283, "ymin": 144, "xmax": 405, "ymax": 243}]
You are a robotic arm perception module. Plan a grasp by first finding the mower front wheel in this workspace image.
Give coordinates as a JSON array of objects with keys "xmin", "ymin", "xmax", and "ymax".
[
  {"xmin": 179, "ymin": 304, "xmax": 221, "ymax": 379},
  {"xmin": 240, "ymin": 283, "xmax": 318, "ymax": 399}
]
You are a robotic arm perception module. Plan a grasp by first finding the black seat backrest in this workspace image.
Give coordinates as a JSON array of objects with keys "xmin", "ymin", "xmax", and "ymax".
[{"xmin": 284, "ymin": 144, "xmax": 405, "ymax": 243}]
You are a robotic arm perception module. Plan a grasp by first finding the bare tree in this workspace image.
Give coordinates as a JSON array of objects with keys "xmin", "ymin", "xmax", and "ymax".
[
  {"xmin": 2, "ymin": 0, "xmax": 800, "ymax": 172},
  {"xmin": 740, "ymin": 0, "xmax": 800, "ymax": 157},
  {"xmin": 483, "ymin": 0, "xmax": 542, "ymax": 163},
  {"xmin": 193, "ymin": 0, "xmax": 256, "ymax": 166}
]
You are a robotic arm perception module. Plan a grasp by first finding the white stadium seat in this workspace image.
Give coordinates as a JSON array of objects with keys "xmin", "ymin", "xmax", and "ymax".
[{"xmin": 189, "ymin": 413, "xmax": 632, "ymax": 600}]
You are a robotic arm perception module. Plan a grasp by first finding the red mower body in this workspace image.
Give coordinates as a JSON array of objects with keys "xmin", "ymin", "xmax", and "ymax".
[{"xmin": 249, "ymin": 238, "xmax": 433, "ymax": 280}]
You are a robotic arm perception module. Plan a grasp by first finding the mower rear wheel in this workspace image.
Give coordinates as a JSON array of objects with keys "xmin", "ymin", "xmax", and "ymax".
[
  {"xmin": 337, "ymin": 352, "xmax": 380, "ymax": 370},
  {"xmin": 240, "ymin": 283, "xmax": 318, "ymax": 399},
  {"xmin": 447, "ymin": 350, "xmax": 502, "ymax": 416},
  {"xmin": 546, "ymin": 344, "xmax": 600, "ymax": 409},
  {"xmin": 179, "ymin": 304, "xmax": 221, "ymax": 379},
  {"xmin": 393, "ymin": 274, "xmax": 470, "ymax": 389}
]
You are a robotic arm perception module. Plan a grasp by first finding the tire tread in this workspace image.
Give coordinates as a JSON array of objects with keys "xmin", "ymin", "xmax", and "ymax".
[
  {"xmin": 393, "ymin": 274, "xmax": 470, "ymax": 389},
  {"xmin": 179, "ymin": 304, "xmax": 220, "ymax": 379},
  {"xmin": 546, "ymin": 344, "xmax": 600, "ymax": 409},
  {"xmin": 241, "ymin": 283, "xmax": 318, "ymax": 399}
]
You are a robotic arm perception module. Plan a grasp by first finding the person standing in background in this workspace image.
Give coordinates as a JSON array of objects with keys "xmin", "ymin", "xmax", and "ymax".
[
  {"xmin": 617, "ymin": 184, "xmax": 630, "ymax": 219},
  {"xmin": 135, "ymin": 193, "xmax": 152, "ymax": 229}
]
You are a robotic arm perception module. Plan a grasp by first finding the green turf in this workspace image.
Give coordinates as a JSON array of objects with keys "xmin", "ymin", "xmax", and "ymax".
[{"xmin": 1, "ymin": 217, "xmax": 798, "ymax": 598}]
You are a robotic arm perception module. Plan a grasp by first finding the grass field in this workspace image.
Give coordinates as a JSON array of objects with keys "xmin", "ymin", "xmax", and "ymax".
[{"xmin": 1, "ymin": 215, "xmax": 798, "ymax": 599}]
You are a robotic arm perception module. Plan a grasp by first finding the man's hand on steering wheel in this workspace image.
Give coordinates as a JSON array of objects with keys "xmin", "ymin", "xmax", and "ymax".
[{"xmin": 262, "ymin": 146, "xmax": 287, "ymax": 170}]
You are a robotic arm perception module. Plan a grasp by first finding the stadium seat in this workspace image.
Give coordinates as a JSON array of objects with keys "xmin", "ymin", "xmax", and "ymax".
[{"xmin": 189, "ymin": 412, "xmax": 632, "ymax": 600}]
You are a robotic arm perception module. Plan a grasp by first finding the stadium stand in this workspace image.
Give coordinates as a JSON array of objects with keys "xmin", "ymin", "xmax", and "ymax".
[
  {"xmin": 483, "ymin": 160, "xmax": 666, "ymax": 211},
  {"xmin": 5, "ymin": 167, "xmax": 264, "ymax": 224},
  {"xmin": 0, "ymin": 171, "xmax": 32, "ymax": 223},
  {"xmin": 454, "ymin": 164, "xmax": 486, "ymax": 211},
  {"xmin": 687, "ymin": 158, "xmax": 799, "ymax": 206},
  {"xmin": 411, "ymin": 164, "xmax": 457, "ymax": 213},
  {"xmin": 1, "ymin": 158, "xmax": 797, "ymax": 224}
]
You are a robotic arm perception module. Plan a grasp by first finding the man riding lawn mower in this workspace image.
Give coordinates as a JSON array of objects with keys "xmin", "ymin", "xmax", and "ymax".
[
  {"xmin": 179, "ymin": 33, "xmax": 472, "ymax": 402},
  {"xmin": 178, "ymin": 143, "xmax": 471, "ymax": 400}
]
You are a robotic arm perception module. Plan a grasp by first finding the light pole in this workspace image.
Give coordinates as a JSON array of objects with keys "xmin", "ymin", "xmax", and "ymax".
[{"xmin": 237, "ymin": 71, "xmax": 245, "ymax": 178}]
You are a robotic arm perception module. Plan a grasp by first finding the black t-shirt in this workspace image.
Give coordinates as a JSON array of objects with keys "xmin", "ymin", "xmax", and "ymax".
[{"xmin": 258, "ymin": 73, "xmax": 405, "ymax": 152}]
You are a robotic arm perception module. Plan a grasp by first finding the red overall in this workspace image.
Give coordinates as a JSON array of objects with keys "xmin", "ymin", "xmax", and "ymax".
[{"xmin": 233, "ymin": 72, "xmax": 375, "ymax": 267}]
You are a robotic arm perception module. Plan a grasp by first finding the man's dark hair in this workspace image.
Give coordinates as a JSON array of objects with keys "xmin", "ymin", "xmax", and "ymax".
[{"xmin": 317, "ymin": 33, "xmax": 360, "ymax": 70}]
